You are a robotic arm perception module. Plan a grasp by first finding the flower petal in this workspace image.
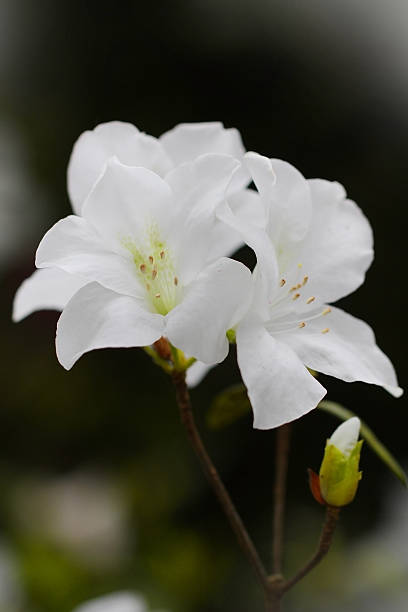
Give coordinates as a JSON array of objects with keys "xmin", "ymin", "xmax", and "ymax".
[
  {"xmin": 165, "ymin": 257, "xmax": 253, "ymax": 364},
  {"xmin": 160, "ymin": 121, "xmax": 249, "ymax": 192},
  {"xmin": 186, "ymin": 361, "xmax": 213, "ymax": 387},
  {"xmin": 165, "ymin": 153, "xmax": 241, "ymax": 218},
  {"xmin": 244, "ymin": 153, "xmax": 312, "ymax": 245},
  {"xmin": 67, "ymin": 121, "xmax": 171, "ymax": 214},
  {"xmin": 280, "ymin": 305, "xmax": 402, "ymax": 397},
  {"xmin": 56, "ymin": 283, "xmax": 164, "ymax": 370},
  {"xmin": 299, "ymin": 179, "xmax": 373, "ymax": 302},
  {"xmin": 236, "ymin": 317, "xmax": 326, "ymax": 429},
  {"xmin": 82, "ymin": 159, "xmax": 175, "ymax": 250},
  {"xmin": 12, "ymin": 268, "xmax": 88, "ymax": 321},
  {"xmin": 36, "ymin": 215, "xmax": 143, "ymax": 299}
]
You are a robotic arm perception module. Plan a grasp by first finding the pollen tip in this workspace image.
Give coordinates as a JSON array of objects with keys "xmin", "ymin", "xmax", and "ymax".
[
  {"xmin": 174, "ymin": 276, "xmax": 178, "ymax": 286},
  {"xmin": 152, "ymin": 269, "xmax": 157, "ymax": 279},
  {"xmin": 323, "ymin": 307, "xmax": 331, "ymax": 315},
  {"xmin": 140, "ymin": 264, "xmax": 146, "ymax": 273},
  {"xmin": 321, "ymin": 327, "xmax": 330, "ymax": 334},
  {"xmin": 160, "ymin": 250, "xmax": 165, "ymax": 259},
  {"xmin": 306, "ymin": 296, "xmax": 315, "ymax": 304},
  {"xmin": 302, "ymin": 276, "xmax": 308, "ymax": 285},
  {"xmin": 280, "ymin": 278, "xmax": 286, "ymax": 287},
  {"xmin": 155, "ymin": 292, "xmax": 161, "ymax": 298},
  {"xmin": 292, "ymin": 293, "xmax": 300, "ymax": 300},
  {"xmin": 299, "ymin": 321, "xmax": 306, "ymax": 328},
  {"xmin": 148, "ymin": 255, "xmax": 154, "ymax": 264}
]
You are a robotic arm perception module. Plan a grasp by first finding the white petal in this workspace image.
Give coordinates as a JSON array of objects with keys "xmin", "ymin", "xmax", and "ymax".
[
  {"xmin": 281, "ymin": 306, "xmax": 402, "ymax": 397},
  {"xmin": 160, "ymin": 121, "xmax": 249, "ymax": 192},
  {"xmin": 160, "ymin": 121, "xmax": 245, "ymax": 165},
  {"xmin": 165, "ymin": 153, "xmax": 241, "ymax": 218},
  {"xmin": 217, "ymin": 199, "xmax": 279, "ymax": 304},
  {"xmin": 56, "ymin": 283, "xmax": 164, "ymax": 370},
  {"xmin": 36, "ymin": 216, "xmax": 143, "ymax": 299},
  {"xmin": 236, "ymin": 317, "xmax": 326, "ymax": 429},
  {"xmin": 244, "ymin": 153, "xmax": 312, "ymax": 246},
  {"xmin": 67, "ymin": 121, "xmax": 171, "ymax": 214},
  {"xmin": 165, "ymin": 258, "xmax": 253, "ymax": 364},
  {"xmin": 329, "ymin": 417, "xmax": 361, "ymax": 456},
  {"xmin": 82, "ymin": 159, "xmax": 175, "ymax": 250},
  {"xmin": 186, "ymin": 361, "xmax": 213, "ymax": 387},
  {"xmin": 71, "ymin": 591, "xmax": 147, "ymax": 612},
  {"xmin": 12, "ymin": 268, "xmax": 88, "ymax": 321},
  {"xmin": 299, "ymin": 179, "xmax": 373, "ymax": 302}
]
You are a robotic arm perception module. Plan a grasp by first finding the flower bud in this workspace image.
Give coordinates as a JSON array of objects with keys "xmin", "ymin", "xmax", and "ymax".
[{"xmin": 318, "ymin": 417, "xmax": 363, "ymax": 507}]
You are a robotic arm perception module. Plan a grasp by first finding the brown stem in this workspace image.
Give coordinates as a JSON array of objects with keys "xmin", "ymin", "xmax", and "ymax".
[
  {"xmin": 272, "ymin": 423, "xmax": 291, "ymax": 575},
  {"xmin": 282, "ymin": 505, "xmax": 340, "ymax": 593},
  {"xmin": 172, "ymin": 370, "xmax": 270, "ymax": 592}
]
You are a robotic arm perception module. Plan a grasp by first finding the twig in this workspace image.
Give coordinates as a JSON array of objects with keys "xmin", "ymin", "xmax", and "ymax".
[
  {"xmin": 172, "ymin": 370, "xmax": 270, "ymax": 592},
  {"xmin": 272, "ymin": 423, "xmax": 291, "ymax": 574},
  {"xmin": 282, "ymin": 505, "xmax": 340, "ymax": 593}
]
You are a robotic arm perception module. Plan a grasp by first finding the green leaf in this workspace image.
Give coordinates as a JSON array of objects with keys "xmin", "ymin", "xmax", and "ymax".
[
  {"xmin": 207, "ymin": 383, "xmax": 251, "ymax": 430},
  {"xmin": 318, "ymin": 400, "xmax": 407, "ymax": 487}
]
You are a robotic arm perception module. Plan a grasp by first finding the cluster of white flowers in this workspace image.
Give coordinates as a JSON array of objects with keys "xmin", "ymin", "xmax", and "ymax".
[{"xmin": 13, "ymin": 121, "xmax": 402, "ymax": 429}]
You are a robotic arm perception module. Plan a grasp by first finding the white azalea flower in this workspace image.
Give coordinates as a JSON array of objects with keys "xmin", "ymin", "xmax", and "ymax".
[
  {"xmin": 71, "ymin": 591, "xmax": 152, "ymax": 612},
  {"xmin": 34, "ymin": 157, "xmax": 252, "ymax": 369},
  {"xmin": 13, "ymin": 121, "xmax": 249, "ymax": 322},
  {"xmin": 204, "ymin": 152, "xmax": 402, "ymax": 429}
]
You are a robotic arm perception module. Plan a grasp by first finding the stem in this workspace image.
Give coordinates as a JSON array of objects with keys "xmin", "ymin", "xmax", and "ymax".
[
  {"xmin": 272, "ymin": 423, "xmax": 291, "ymax": 574},
  {"xmin": 282, "ymin": 505, "xmax": 340, "ymax": 593},
  {"xmin": 172, "ymin": 370, "xmax": 270, "ymax": 592}
]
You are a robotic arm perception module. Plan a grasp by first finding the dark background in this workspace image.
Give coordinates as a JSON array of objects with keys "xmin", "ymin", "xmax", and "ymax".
[{"xmin": 1, "ymin": 1, "xmax": 407, "ymax": 611}]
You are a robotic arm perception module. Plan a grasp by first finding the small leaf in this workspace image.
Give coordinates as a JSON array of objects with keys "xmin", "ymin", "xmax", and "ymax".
[
  {"xmin": 318, "ymin": 400, "xmax": 407, "ymax": 487},
  {"xmin": 207, "ymin": 383, "xmax": 251, "ymax": 430}
]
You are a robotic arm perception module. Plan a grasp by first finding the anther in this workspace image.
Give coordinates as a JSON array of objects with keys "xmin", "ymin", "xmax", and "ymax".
[
  {"xmin": 174, "ymin": 276, "xmax": 178, "ymax": 286},
  {"xmin": 299, "ymin": 321, "xmax": 306, "ymax": 328},
  {"xmin": 321, "ymin": 328, "xmax": 330, "ymax": 334},
  {"xmin": 323, "ymin": 307, "xmax": 331, "ymax": 315},
  {"xmin": 140, "ymin": 264, "xmax": 146, "ymax": 273},
  {"xmin": 306, "ymin": 296, "xmax": 315, "ymax": 304},
  {"xmin": 155, "ymin": 293, "xmax": 161, "ymax": 298},
  {"xmin": 292, "ymin": 293, "xmax": 300, "ymax": 300},
  {"xmin": 160, "ymin": 251, "xmax": 165, "ymax": 259},
  {"xmin": 148, "ymin": 256, "xmax": 154, "ymax": 264},
  {"xmin": 298, "ymin": 263, "xmax": 303, "ymax": 268},
  {"xmin": 152, "ymin": 269, "xmax": 157, "ymax": 280},
  {"xmin": 280, "ymin": 279, "xmax": 286, "ymax": 287},
  {"xmin": 302, "ymin": 276, "xmax": 308, "ymax": 285}
]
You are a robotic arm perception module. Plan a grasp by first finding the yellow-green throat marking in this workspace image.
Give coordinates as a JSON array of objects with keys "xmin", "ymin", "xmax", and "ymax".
[{"xmin": 122, "ymin": 224, "xmax": 180, "ymax": 315}]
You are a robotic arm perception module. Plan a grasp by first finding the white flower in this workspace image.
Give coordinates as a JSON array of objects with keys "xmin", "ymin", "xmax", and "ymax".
[
  {"xmin": 13, "ymin": 121, "xmax": 249, "ymax": 322},
  {"xmin": 71, "ymin": 592, "xmax": 152, "ymax": 612},
  {"xmin": 197, "ymin": 152, "xmax": 402, "ymax": 429},
  {"xmin": 34, "ymin": 157, "xmax": 252, "ymax": 369}
]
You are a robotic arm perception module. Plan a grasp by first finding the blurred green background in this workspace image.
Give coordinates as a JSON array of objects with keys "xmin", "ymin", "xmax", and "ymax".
[{"xmin": 1, "ymin": 1, "xmax": 407, "ymax": 610}]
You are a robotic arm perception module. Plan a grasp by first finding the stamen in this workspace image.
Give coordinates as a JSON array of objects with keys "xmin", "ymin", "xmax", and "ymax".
[
  {"xmin": 323, "ymin": 307, "xmax": 331, "ymax": 315},
  {"xmin": 299, "ymin": 321, "xmax": 306, "ymax": 328},
  {"xmin": 280, "ymin": 279, "xmax": 286, "ymax": 287},
  {"xmin": 140, "ymin": 264, "xmax": 146, "ymax": 273},
  {"xmin": 302, "ymin": 276, "xmax": 308, "ymax": 285},
  {"xmin": 306, "ymin": 296, "xmax": 315, "ymax": 304},
  {"xmin": 292, "ymin": 293, "xmax": 300, "ymax": 300},
  {"xmin": 321, "ymin": 327, "xmax": 330, "ymax": 334},
  {"xmin": 174, "ymin": 276, "xmax": 178, "ymax": 286}
]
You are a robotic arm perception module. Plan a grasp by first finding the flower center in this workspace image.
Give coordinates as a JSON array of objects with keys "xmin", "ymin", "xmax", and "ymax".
[
  {"xmin": 122, "ymin": 224, "xmax": 180, "ymax": 315},
  {"xmin": 267, "ymin": 263, "xmax": 331, "ymax": 335}
]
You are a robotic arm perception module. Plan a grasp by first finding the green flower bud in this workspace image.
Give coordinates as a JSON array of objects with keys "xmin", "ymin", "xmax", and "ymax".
[{"xmin": 319, "ymin": 417, "xmax": 363, "ymax": 507}]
